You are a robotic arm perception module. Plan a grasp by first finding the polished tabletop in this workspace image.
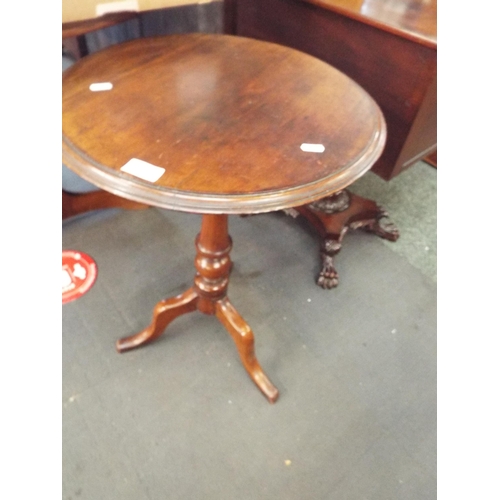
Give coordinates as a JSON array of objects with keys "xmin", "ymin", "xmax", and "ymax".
[{"xmin": 62, "ymin": 33, "xmax": 386, "ymax": 214}]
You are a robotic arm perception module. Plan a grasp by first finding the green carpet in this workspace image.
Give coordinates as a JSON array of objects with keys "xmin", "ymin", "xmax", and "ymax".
[{"xmin": 350, "ymin": 160, "xmax": 437, "ymax": 283}]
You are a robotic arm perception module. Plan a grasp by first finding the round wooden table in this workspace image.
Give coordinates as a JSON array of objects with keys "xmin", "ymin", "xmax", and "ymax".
[{"xmin": 62, "ymin": 33, "xmax": 386, "ymax": 403}]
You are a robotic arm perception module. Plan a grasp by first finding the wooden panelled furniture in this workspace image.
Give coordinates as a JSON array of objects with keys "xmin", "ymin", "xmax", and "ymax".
[
  {"xmin": 62, "ymin": 11, "xmax": 140, "ymax": 59},
  {"xmin": 63, "ymin": 34, "xmax": 388, "ymax": 401}
]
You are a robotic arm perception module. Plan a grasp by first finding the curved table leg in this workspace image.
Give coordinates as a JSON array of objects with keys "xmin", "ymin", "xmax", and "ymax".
[
  {"xmin": 116, "ymin": 288, "xmax": 198, "ymax": 352},
  {"xmin": 116, "ymin": 214, "xmax": 279, "ymax": 403},
  {"xmin": 216, "ymin": 298, "xmax": 279, "ymax": 403}
]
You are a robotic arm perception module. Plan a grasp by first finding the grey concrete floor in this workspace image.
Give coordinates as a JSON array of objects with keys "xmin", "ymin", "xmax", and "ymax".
[{"xmin": 62, "ymin": 162, "xmax": 436, "ymax": 499}]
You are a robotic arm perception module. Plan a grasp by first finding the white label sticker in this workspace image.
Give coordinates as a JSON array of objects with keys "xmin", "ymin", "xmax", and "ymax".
[
  {"xmin": 89, "ymin": 82, "xmax": 113, "ymax": 92},
  {"xmin": 96, "ymin": 0, "xmax": 139, "ymax": 16},
  {"xmin": 120, "ymin": 158, "xmax": 165, "ymax": 182},
  {"xmin": 300, "ymin": 143, "xmax": 325, "ymax": 153}
]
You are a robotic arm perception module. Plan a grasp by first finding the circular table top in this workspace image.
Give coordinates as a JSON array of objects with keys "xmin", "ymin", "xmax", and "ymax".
[{"xmin": 62, "ymin": 34, "xmax": 386, "ymax": 214}]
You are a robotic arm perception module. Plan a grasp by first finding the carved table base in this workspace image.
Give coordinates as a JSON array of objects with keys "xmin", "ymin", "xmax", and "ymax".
[
  {"xmin": 116, "ymin": 214, "xmax": 279, "ymax": 403},
  {"xmin": 62, "ymin": 189, "xmax": 149, "ymax": 220},
  {"xmin": 290, "ymin": 190, "xmax": 399, "ymax": 289}
]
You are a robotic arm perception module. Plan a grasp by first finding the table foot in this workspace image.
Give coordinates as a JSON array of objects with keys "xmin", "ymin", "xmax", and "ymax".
[
  {"xmin": 116, "ymin": 288, "xmax": 198, "ymax": 353},
  {"xmin": 216, "ymin": 298, "xmax": 279, "ymax": 403},
  {"xmin": 355, "ymin": 207, "xmax": 400, "ymax": 242},
  {"xmin": 317, "ymin": 237, "xmax": 341, "ymax": 289},
  {"xmin": 294, "ymin": 190, "xmax": 400, "ymax": 289}
]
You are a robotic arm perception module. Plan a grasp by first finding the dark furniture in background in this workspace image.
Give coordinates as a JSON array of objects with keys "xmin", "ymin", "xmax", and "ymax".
[
  {"xmin": 62, "ymin": 11, "xmax": 140, "ymax": 59},
  {"xmin": 224, "ymin": 0, "xmax": 437, "ymax": 180}
]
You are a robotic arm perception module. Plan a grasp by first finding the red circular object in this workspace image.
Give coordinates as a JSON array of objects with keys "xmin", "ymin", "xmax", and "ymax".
[{"xmin": 62, "ymin": 250, "xmax": 98, "ymax": 304}]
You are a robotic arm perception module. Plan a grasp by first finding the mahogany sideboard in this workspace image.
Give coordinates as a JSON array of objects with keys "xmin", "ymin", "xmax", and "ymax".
[{"xmin": 224, "ymin": 0, "xmax": 437, "ymax": 180}]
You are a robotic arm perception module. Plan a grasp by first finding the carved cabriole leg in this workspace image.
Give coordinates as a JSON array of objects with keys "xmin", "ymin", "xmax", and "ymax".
[
  {"xmin": 116, "ymin": 213, "xmax": 279, "ymax": 403},
  {"xmin": 294, "ymin": 190, "xmax": 400, "ymax": 289}
]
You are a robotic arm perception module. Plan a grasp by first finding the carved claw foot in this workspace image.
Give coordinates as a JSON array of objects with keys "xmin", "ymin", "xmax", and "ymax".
[
  {"xmin": 291, "ymin": 190, "xmax": 400, "ymax": 289},
  {"xmin": 316, "ymin": 238, "xmax": 341, "ymax": 289},
  {"xmin": 357, "ymin": 208, "xmax": 400, "ymax": 242},
  {"xmin": 374, "ymin": 211, "xmax": 400, "ymax": 241}
]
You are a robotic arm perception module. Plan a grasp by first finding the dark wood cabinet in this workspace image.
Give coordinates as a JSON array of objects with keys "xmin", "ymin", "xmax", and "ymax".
[{"xmin": 224, "ymin": 0, "xmax": 437, "ymax": 180}]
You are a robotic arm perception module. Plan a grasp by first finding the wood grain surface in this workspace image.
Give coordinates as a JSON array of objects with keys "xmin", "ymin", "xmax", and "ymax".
[{"xmin": 63, "ymin": 33, "xmax": 386, "ymax": 213}]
